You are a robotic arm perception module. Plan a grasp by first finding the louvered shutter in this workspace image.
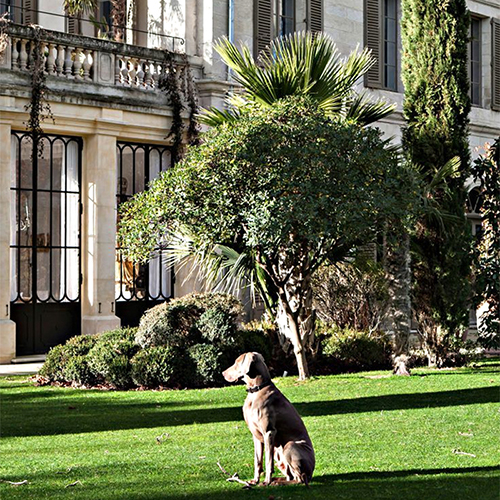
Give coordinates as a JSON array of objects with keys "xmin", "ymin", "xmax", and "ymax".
[
  {"xmin": 364, "ymin": 0, "xmax": 383, "ymax": 88},
  {"xmin": 67, "ymin": 15, "xmax": 80, "ymax": 34},
  {"xmin": 307, "ymin": 0, "xmax": 323, "ymax": 33},
  {"xmin": 492, "ymin": 18, "xmax": 500, "ymax": 111},
  {"xmin": 23, "ymin": 0, "xmax": 37, "ymax": 24},
  {"xmin": 254, "ymin": 0, "xmax": 272, "ymax": 57}
]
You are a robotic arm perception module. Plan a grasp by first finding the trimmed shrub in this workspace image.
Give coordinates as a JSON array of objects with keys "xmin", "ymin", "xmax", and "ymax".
[
  {"xmin": 188, "ymin": 344, "xmax": 224, "ymax": 387},
  {"xmin": 131, "ymin": 346, "xmax": 194, "ymax": 388},
  {"xmin": 135, "ymin": 292, "xmax": 243, "ymax": 349},
  {"xmin": 39, "ymin": 334, "xmax": 98, "ymax": 382},
  {"xmin": 62, "ymin": 355, "xmax": 96, "ymax": 386},
  {"xmin": 39, "ymin": 344, "xmax": 66, "ymax": 382},
  {"xmin": 87, "ymin": 328, "xmax": 139, "ymax": 388},
  {"xmin": 320, "ymin": 327, "xmax": 392, "ymax": 372},
  {"xmin": 197, "ymin": 306, "xmax": 237, "ymax": 345}
]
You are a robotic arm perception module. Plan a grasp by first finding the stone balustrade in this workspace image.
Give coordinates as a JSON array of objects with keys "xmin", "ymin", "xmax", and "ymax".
[{"xmin": 1, "ymin": 24, "xmax": 193, "ymax": 92}]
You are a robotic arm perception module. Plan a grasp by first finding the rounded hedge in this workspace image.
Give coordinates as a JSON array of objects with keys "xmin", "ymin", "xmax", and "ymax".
[
  {"xmin": 135, "ymin": 292, "xmax": 243, "ymax": 350},
  {"xmin": 87, "ymin": 327, "xmax": 139, "ymax": 388}
]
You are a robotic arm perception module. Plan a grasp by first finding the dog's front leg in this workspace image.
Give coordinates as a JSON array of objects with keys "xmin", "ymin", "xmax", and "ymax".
[
  {"xmin": 263, "ymin": 430, "xmax": 276, "ymax": 485},
  {"xmin": 250, "ymin": 436, "xmax": 264, "ymax": 484}
]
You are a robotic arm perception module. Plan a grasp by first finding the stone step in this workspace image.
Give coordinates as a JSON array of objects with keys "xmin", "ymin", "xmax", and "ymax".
[{"xmin": 11, "ymin": 355, "xmax": 46, "ymax": 364}]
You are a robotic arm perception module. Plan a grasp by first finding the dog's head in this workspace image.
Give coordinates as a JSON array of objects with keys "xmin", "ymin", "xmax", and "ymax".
[{"xmin": 222, "ymin": 352, "xmax": 270, "ymax": 383}]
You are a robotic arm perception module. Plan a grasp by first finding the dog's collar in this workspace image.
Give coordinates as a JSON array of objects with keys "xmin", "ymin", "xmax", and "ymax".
[{"xmin": 246, "ymin": 381, "xmax": 272, "ymax": 393}]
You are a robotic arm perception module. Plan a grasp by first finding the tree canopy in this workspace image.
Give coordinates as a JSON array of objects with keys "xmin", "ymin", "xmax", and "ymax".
[{"xmin": 119, "ymin": 96, "xmax": 416, "ymax": 378}]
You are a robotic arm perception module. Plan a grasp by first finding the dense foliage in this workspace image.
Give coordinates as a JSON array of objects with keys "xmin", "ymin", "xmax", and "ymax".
[
  {"xmin": 312, "ymin": 257, "xmax": 389, "ymax": 333},
  {"xmin": 472, "ymin": 139, "xmax": 500, "ymax": 348},
  {"xmin": 119, "ymin": 96, "xmax": 416, "ymax": 379},
  {"xmin": 401, "ymin": 0, "xmax": 472, "ymax": 364}
]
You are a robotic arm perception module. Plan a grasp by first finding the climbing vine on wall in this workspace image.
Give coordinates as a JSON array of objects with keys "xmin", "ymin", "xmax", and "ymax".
[
  {"xmin": 160, "ymin": 51, "xmax": 199, "ymax": 163},
  {"xmin": 0, "ymin": 13, "xmax": 9, "ymax": 62},
  {"xmin": 24, "ymin": 26, "xmax": 54, "ymax": 157}
]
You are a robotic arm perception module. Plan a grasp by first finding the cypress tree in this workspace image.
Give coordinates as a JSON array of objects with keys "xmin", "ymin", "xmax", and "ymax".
[{"xmin": 401, "ymin": 0, "xmax": 472, "ymax": 365}]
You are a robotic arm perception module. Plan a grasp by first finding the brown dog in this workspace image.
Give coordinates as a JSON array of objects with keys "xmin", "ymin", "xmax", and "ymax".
[{"xmin": 222, "ymin": 352, "xmax": 315, "ymax": 486}]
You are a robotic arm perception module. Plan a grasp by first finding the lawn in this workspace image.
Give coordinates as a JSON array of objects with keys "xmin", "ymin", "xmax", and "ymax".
[{"xmin": 1, "ymin": 361, "xmax": 499, "ymax": 500}]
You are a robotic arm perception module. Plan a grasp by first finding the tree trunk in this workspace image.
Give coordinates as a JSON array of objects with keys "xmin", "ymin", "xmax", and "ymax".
[
  {"xmin": 276, "ymin": 298, "xmax": 311, "ymax": 380},
  {"xmin": 385, "ymin": 231, "xmax": 412, "ymax": 376},
  {"xmin": 274, "ymin": 250, "xmax": 316, "ymax": 380}
]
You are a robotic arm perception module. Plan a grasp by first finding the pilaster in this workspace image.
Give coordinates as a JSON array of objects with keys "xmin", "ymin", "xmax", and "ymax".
[{"xmin": 81, "ymin": 133, "xmax": 121, "ymax": 334}]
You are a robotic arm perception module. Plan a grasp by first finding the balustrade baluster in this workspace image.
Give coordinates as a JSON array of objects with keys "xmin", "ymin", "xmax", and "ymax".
[
  {"xmin": 82, "ymin": 49, "xmax": 92, "ymax": 80},
  {"xmin": 144, "ymin": 60, "xmax": 152, "ymax": 89},
  {"xmin": 128, "ymin": 58, "xmax": 138, "ymax": 86},
  {"xmin": 121, "ymin": 56, "xmax": 130, "ymax": 85},
  {"xmin": 56, "ymin": 45, "xmax": 65, "ymax": 75},
  {"xmin": 11, "ymin": 38, "xmax": 19, "ymax": 70},
  {"xmin": 115, "ymin": 56, "xmax": 123, "ymax": 85},
  {"xmin": 19, "ymin": 39, "xmax": 28, "ymax": 71},
  {"xmin": 64, "ymin": 46, "xmax": 74, "ymax": 78},
  {"xmin": 47, "ymin": 44, "xmax": 56, "ymax": 75},
  {"xmin": 136, "ymin": 59, "xmax": 145, "ymax": 87},
  {"xmin": 73, "ymin": 47, "xmax": 83, "ymax": 80}
]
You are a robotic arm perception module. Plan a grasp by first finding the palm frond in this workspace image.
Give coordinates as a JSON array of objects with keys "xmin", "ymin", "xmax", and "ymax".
[
  {"xmin": 160, "ymin": 226, "xmax": 277, "ymax": 311},
  {"xmin": 345, "ymin": 92, "xmax": 397, "ymax": 125},
  {"xmin": 210, "ymin": 32, "xmax": 394, "ymax": 126},
  {"xmin": 197, "ymin": 106, "xmax": 241, "ymax": 127}
]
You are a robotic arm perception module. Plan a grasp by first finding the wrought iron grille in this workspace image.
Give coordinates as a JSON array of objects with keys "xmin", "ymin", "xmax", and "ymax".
[
  {"xmin": 115, "ymin": 141, "xmax": 173, "ymax": 302},
  {"xmin": 10, "ymin": 132, "xmax": 82, "ymax": 304}
]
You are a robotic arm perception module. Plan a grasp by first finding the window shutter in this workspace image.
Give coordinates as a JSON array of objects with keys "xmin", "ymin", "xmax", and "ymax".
[
  {"xmin": 67, "ymin": 15, "xmax": 80, "ymax": 34},
  {"xmin": 307, "ymin": 0, "xmax": 323, "ymax": 33},
  {"xmin": 492, "ymin": 18, "xmax": 500, "ymax": 111},
  {"xmin": 364, "ymin": 0, "xmax": 383, "ymax": 88},
  {"xmin": 254, "ymin": 0, "xmax": 272, "ymax": 57},
  {"xmin": 23, "ymin": 0, "xmax": 38, "ymax": 24}
]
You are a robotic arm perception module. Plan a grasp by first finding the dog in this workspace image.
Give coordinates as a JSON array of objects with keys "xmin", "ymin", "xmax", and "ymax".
[{"xmin": 222, "ymin": 352, "xmax": 315, "ymax": 486}]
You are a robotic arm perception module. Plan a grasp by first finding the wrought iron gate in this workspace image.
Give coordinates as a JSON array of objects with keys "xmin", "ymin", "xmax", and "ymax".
[
  {"xmin": 10, "ymin": 132, "xmax": 82, "ymax": 355},
  {"xmin": 115, "ymin": 142, "xmax": 173, "ymax": 326}
]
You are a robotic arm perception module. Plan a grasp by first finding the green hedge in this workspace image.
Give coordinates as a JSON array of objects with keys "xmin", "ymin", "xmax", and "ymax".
[
  {"xmin": 38, "ymin": 293, "xmax": 274, "ymax": 389},
  {"xmin": 319, "ymin": 326, "xmax": 393, "ymax": 372}
]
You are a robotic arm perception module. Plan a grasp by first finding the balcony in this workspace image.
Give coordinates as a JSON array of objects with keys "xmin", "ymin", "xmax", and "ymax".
[{"xmin": 0, "ymin": 23, "xmax": 203, "ymax": 110}]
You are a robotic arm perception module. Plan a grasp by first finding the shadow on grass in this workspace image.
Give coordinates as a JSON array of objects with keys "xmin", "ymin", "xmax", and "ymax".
[
  {"xmin": 2, "ymin": 385, "xmax": 499, "ymax": 438},
  {"xmin": 1, "ymin": 465, "xmax": 498, "ymax": 500}
]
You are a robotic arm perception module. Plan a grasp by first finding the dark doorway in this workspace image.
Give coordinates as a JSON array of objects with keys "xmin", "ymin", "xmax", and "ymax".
[{"xmin": 10, "ymin": 132, "xmax": 82, "ymax": 355}]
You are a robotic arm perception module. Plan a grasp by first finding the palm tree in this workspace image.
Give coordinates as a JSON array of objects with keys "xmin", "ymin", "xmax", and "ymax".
[{"xmin": 201, "ymin": 31, "xmax": 395, "ymax": 127}]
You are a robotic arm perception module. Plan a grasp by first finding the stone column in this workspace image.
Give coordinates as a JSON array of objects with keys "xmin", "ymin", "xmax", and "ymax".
[
  {"xmin": 81, "ymin": 133, "xmax": 121, "ymax": 335},
  {"xmin": 0, "ymin": 121, "xmax": 16, "ymax": 362}
]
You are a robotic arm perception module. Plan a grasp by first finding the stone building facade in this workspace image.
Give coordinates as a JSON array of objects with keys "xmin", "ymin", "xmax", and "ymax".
[{"xmin": 0, "ymin": 0, "xmax": 499, "ymax": 362}]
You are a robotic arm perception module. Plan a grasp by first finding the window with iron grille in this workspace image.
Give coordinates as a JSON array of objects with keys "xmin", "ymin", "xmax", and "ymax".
[
  {"xmin": 115, "ymin": 142, "xmax": 173, "ymax": 304},
  {"xmin": 10, "ymin": 132, "xmax": 82, "ymax": 305}
]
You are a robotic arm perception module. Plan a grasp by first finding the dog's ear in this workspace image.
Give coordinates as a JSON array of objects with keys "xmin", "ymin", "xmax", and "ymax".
[{"xmin": 240, "ymin": 352, "xmax": 258, "ymax": 379}]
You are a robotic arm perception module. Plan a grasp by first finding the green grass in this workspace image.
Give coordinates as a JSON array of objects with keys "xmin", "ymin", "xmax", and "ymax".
[{"xmin": 1, "ymin": 361, "xmax": 499, "ymax": 500}]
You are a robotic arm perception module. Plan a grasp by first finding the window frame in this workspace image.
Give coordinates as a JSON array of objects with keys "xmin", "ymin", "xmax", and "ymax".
[
  {"xmin": 274, "ymin": 0, "xmax": 296, "ymax": 39},
  {"xmin": 470, "ymin": 16, "xmax": 482, "ymax": 107},
  {"xmin": 364, "ymin": 0, "xmax": 400, "ymax": 92}
]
